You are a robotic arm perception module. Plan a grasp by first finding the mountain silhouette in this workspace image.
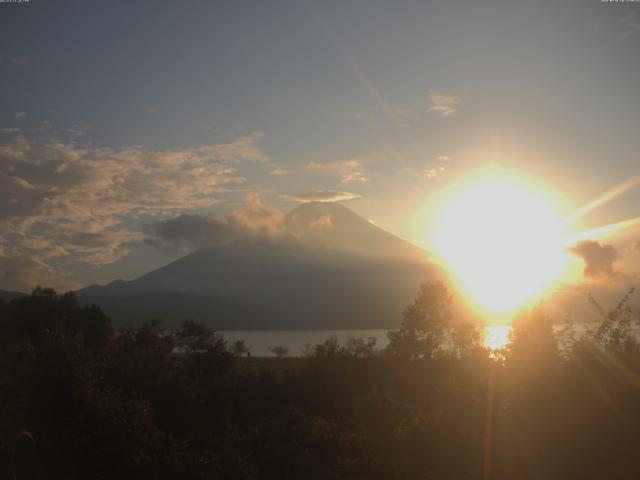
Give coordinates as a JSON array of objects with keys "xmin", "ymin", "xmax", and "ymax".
[
  {"xmin": 0, "ymin": 289, "xmax": 27, "ymax": 303},
  {"xmin": 78, "ymin": 202, "xmax": 441, "ymax": 328}
]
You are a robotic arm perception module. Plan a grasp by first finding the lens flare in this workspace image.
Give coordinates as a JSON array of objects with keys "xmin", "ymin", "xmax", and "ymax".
[
  {"xmin": 483, "ymin": 325, "xmax": 512, "ymax": 350},
  {"xmin": 431, "ymin": 167, "xmax": 572, "ymax": 317}
]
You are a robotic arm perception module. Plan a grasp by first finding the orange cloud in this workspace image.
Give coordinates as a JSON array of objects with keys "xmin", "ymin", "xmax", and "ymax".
[{"xmin": 429, "ymin": 93, "xmax": 458, "ymax": 116}]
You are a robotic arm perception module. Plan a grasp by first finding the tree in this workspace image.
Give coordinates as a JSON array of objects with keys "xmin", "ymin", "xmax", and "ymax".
[
  {"xmin": 270, "ymin": 345, "xmax": 288, "ymax": 358},
  {"xmin": 589, "ymin": 287, "xmax": 638, "ymax": 354},
  {"xmin": 176, "ymin": 319, "xmax": 226, "ymax": 354},
  {"xmin": 387, "ymin": 281, "xmax": 452, "ymax": 359},
  {"xmin": 231, "ymin": 339, "xmax": 250, "ymax": 357},
  {"xmin": 0, "ymin": 287, "xmax": 111, "ymax": 349},
  {"xmin": 504, "ymin": 306, "xmax": 559, "ymax": 377}
]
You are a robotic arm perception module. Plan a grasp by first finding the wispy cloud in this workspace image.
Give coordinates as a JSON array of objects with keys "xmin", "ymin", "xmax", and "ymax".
[
  {"xmin": 286, "ymin": 191, "xmax": 360, "ymax": 203},
  {"xmin": 429, "ymin": 93, "xmax": 458, "ymax": 117},
  {"xmin": 340, "ymin": 172, "xmax": 368, "ymax": 184},
  {"xmin": 424, "ymin": 156, "xmax": 448, "ymax": 180},
  {"xmin": 66, "ymin": 123, "xmax": 95, "ymax": 139},
  {"xmin": 425, "ymin": 167, "xmax": 445, "ymax": 180},
  {"xmin": 14, "ymin": 112, "xmax": 27, "ymax": 120},
  {"xmin": 269, "ymin": 166, "xmax": 289, "ymax": 176},
  {"xmin": 306, "ymin": 159, "xmax": 361, "ymax": 174}
]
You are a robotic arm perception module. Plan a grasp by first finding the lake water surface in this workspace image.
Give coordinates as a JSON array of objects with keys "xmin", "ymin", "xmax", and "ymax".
[{"xmin": 220, "ymin": 329, "xmax": 389, "ymax": 357}]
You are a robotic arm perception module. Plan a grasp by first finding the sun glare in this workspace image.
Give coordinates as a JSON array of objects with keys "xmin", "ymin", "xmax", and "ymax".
[
  {"xmin": 483, "ymin": 325, "xmax": 512, "ymax": 350},
  {"xmin": 431, "ymin": 168, "xmax": 571, "ymax": 318}
]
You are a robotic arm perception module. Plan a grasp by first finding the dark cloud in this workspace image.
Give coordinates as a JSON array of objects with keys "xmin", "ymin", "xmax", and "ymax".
[
  {"xmin": 145, "ymin": 214, "xmax": 243, "ymax": 252},
  {"xmin": 570, "ymin": 240, "xmax": 620, "ymax": 279},
  {"xmin": 287, "ymin": 191, "xmax": 360, "ymax": 202},
  {"xmin": 145, "ymin": 193, "xmax": 285, "ymax": 252}
]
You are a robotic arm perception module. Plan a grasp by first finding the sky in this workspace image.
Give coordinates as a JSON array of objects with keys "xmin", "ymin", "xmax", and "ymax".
[{"xmin": 0, "ymin": 0, "xmax": 639, "ymax": 294}]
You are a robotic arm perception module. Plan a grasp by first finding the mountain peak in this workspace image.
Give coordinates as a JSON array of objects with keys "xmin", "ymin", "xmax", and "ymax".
[
  {"xmin": 284, "ymin": 201, "xmax": 427, "ymax": 262},
  {"xmin": 287, "ymin": 201, "xmax": 363, "ymax": 223}
]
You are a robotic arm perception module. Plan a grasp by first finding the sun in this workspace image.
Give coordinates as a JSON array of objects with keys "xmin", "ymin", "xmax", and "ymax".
[{"xmin": 430, "ymin": 167, "xmax": 571, "ymax": 318}]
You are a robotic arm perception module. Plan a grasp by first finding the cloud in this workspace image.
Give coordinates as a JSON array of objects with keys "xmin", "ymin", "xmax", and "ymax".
[
  {"xmin": 65, "ymin": 123, "xmax": 95, "ymax": 139},
  {"xmin": 425, "ymin": 169, "xmax": 439, "ymax": 179},
  {"xmin": 570, "ymin": 240, "xmax": 620, "ymax": 279},
  {"xmin": 286, "ymin": 191, "xmax": 360, "ymax": 203},
  {"xmin": 309, "ymin": 214, "xmax": 334, "ymax": 230},
  {"xmin": 425, "ymin": 166, "xmax": 446, "ymax": 180},
  {"xmin": 14, "ymin": 112, "xmax": 27, "ymax": 120},
  {"xmin": 231, "ymin": 192, "xmax": 285, "ymax": 235},
  {"xmin": 0, "ymin": 128, "xmax": 19, "ymax": 135},
  {"xmin": 0, "ymin": 133, "xmax": 270, "ymax": 289},
  {"xmin": 31, "ymin": 120, "xmax": 53, "ymax": 133},
  {"xmin": 145, "ymin": 193, "xmax": 284, "ymax": 252},
  {"xmin": 0, "ymin": 255, "xmax": 78, "ymax": 292},
  {"xmin": 429, "ymin": 93, "xmax": 458, "ymax": 117},
  {"xmin": 269, "ymin": 166, "xmax": 289, "ymax": 176},
  {"xmin": 145, "ymin": 214, "xmax": 242, "ymax": 251},
  {"xmin": 195, "ymin": 132, "xmax": 269, "ymax": 163},
  {"xmin": 306, "ymin": 159, "xmax": 361, "ymax": 174},
  {"xmin": 340, "ymin": 172, "xmax": 368, "ymax": 184}
]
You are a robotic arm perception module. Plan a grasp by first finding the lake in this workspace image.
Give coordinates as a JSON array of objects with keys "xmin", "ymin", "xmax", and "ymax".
[{"xmin": 220, "ymin": 329, "xmax": 389, "ymax": 357}]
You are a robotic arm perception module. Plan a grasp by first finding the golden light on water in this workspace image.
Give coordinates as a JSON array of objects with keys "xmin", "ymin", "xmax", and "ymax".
[
  {"xmin": 483, "ymin": 325, "xmax": 511, "ymax": 350},
  {"xmin": 431, "ymin": 167, "xmax": 572, "ymax": 318}
]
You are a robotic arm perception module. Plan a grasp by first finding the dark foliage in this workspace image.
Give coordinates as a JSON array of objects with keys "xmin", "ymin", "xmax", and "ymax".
[{"xmin": 0, "ymin": 284, "xmax": 639, "ymax": 479}]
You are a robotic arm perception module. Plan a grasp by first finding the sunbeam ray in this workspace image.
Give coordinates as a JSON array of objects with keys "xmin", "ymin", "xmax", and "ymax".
[
  {"xmin": 564, "ymin": 215, "xmax": 640, "ymax": 246},
  {"xmin": 563, "ymin": 175, "xmax": 640, "ymax": 226}
]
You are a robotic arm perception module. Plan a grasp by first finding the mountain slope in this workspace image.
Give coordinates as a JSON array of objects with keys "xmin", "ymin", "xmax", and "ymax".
[{"xmin": 78, "ymin": 202, "xmax": 442, "ymax": 328}]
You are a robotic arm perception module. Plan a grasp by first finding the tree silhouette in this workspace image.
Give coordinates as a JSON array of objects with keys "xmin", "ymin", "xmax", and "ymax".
[
  {"xmin": 387, "ymin": 280, "xmax": 452, "ymax": 359},
  {"xmin": 231, "ymin": 339, "xmax": 250, "ymax": 357},
  {"xmin": 270, "ymin": 345, "xmax": 288, "ymax": 358}
]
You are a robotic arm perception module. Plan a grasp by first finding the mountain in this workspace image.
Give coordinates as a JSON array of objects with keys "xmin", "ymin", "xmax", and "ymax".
[
  {"xmin": 0, "ymin": 289, "xmax": 27, "ymax": 303},
  {"xmin": 78, "ymin": 202, "xmax": 442, "ymax": 329},
  {"xmin": 284, "ymin": 201, "xmax": 427, "ymax": 261}
]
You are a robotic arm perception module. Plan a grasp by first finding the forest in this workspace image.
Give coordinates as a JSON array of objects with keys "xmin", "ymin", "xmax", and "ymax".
[{"xmin": 1, "ymin": 283, "xmax": 639, "ymax": 480}]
